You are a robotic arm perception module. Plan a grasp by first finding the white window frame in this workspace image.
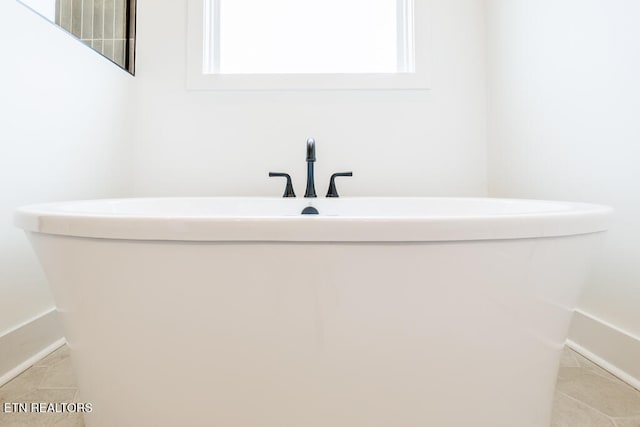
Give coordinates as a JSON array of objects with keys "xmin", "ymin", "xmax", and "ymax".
[{"xmin": 186, "ymin": 0, "xmax": 431, "ymax": 91}]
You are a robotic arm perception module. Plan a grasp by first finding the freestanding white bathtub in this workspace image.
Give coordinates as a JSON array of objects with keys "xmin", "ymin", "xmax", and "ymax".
[{"xmin": 15, "ymin": 197, "xmax": 611, "ymax": 427}]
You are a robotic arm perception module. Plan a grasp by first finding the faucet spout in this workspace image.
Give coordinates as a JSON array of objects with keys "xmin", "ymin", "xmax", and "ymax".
[
  {"xmin": 306, "ymin": 138, "xmax": 316, "ymax": 162},
  {"xmin": 304, "ymin": 138, "xmax": 317, "ymax": 198}
]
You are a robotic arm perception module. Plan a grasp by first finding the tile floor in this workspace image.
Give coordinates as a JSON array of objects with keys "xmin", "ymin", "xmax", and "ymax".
[
  {"xmin": 553, "ymin": 348, "xmax": 640, "ymax": 426},
  {"xmin": 0, "ymin": 346, "xmax": 83, "ymax": 426},
  {"xmin": 1, "ymin": 345, "xmax": 639, "ymax": 426}
]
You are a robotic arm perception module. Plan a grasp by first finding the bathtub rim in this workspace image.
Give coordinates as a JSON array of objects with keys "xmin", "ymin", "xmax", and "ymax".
[{"xmin": 14, "ymin": 197, "xmax": 613, "ymax": 243}]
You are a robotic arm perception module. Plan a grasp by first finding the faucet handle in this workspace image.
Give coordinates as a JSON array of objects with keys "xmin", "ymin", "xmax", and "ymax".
[
  {"xmin": 269, "ymin": 172, "xmax": 296, "ymax": 198},
  {"xmin": 326, "ymin": 172, "xmax": 353, "ymax": 198}
]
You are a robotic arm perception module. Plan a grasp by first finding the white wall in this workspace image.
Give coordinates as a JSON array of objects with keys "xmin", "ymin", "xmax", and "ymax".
[
  {"xmin": 19, "ymin": 0, "xmax": 56, "ymax": 21},
  {"xmin": 487, "ymin": 0, "xmax": 640, "ymax": 354},
  {"xmin": 132, "ymin": 0, "xmax": 488, "ymax": 198},
  {"xmin": 0, "ymin": 1, "xmax": 133, "ymax": 352}
]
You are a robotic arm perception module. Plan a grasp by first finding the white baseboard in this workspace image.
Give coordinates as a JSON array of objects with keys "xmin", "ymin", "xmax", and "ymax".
[
  {"xmin": 0, "ymin": 308, "xmax": 65, "ymax": 387},
  {"xmin": 568, "ymin": 309, "xmax": 640, "ymax": 391}
]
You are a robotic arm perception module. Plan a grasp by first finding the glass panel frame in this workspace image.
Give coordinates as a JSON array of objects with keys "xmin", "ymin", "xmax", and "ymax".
[{"xmin": 17, "ymin": 0, "xmax": 137, "ymax": 75}]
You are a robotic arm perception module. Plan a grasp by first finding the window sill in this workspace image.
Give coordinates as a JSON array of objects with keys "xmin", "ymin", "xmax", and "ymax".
[{"xmin": 186, "ymin": 72, "xmax": 430, "ymax": 92}]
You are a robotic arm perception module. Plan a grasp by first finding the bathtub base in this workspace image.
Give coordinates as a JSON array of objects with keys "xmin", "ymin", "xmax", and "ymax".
[{"xmin": 28, "ymin": 232, "xmax": 602, "ymax": 427}]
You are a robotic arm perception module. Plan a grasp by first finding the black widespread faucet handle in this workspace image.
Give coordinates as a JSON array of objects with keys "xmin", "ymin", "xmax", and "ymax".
[
  {"xmin": 326, "ymin": 172, "xmax": 353, "ymax": 198},
  {"xmin": 269, "ymin": 172, "xmax": 296, "ymax": 198}
]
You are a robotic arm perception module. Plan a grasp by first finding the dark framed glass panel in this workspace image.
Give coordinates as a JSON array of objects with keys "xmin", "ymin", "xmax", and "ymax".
[{"xmin": 18, "ymin": 0, "xmax": 136, "ymax": 74}]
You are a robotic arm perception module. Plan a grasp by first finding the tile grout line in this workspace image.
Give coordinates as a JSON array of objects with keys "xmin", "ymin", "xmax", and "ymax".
[
  {"xmin": 564, "ymin": 349, "xmax": 581, "ymax": 368},
  {"xmin": 112, "ymin": 0, "xmax": 116, "ymax": 58},
  {"xmin": 568, "ymin": 360, "xmax": 631, "ymax": 387},
  {"xmin": 80, "ymin": 0, "xmax": 83, "ymax": 40},
  {"xmin": 556, "ymin": 389, "xmax": 618, "ymax": 424},
  {"xmin": 37, "ymin": 387, "xmax": 79, "ymax": 390},
  {"xmin": 1, "ymin": 367, "xmax": 48, "ymax": 402},
  {"xmin": 102, "ymin": 0, "xmax": 106, "ymax": 54},
  {"xmin": 92, "ymin": 0, "xmax": 96, "ymax": 49},
  {"xmin": 590, "ymin": 368, "xmax": 635, "ymax": 389},
  {"xmin": 568, "ymin": 349, "xmax": 640, "ymax": 395},
  {"xmin": 610, "ymin": 415, "xmax": 640, "ymax": 426},
  {"xmin": 573, "ymin": 357, "xmax": 640, "ymax": 394}
]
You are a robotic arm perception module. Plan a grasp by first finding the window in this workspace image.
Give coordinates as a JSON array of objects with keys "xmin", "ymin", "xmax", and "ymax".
[{"xmin": 187, "ymin": 0, "xmax": 429, "ymax": 90}]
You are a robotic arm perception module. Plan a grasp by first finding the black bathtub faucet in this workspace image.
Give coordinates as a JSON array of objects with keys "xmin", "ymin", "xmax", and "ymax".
[
  {"xmin": 305, "ymin": 138, "xmax": 317, "ymax": 198},
  {"xmin": 268, "ymin": 137, "xmax": 353, "ymax": 204}
]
